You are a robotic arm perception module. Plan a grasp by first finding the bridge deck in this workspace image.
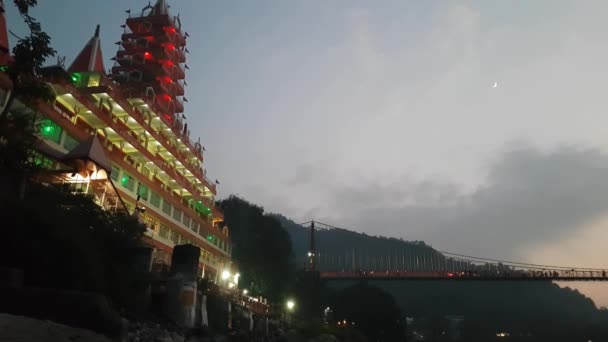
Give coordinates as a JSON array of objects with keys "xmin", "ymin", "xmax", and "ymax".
[{"xmin": 320, "ymin": 271, "xmax": 608, "ymax": 282}]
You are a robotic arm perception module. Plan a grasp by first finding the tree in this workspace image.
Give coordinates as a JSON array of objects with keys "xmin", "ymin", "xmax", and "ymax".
[
  {"xmin": 330, "ymin": 282, "xmax": 405, "ymax": 342},
  {"xmin": 219, "ymin": 196, "xmax": 294, "ymax": 301},
  {"xmin": 0, "ymin": 0, "xmax": 56, "ymax": 119},
  {"xmin": 0, "ymin": 0, "xmax": 56, "ymax": 201},
  {"xmin": 0, "ymin": 182, "xmax": 147, "ymax": 308}
]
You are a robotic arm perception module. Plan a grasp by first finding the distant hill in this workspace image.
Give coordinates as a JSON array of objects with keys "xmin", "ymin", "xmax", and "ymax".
[{"xmin": 274, "ymin": 214, "xmax": 608, "ymax": 340}]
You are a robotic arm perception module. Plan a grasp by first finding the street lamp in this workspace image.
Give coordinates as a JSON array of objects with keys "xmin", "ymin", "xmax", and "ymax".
[
  {"xmin": 286, "ymin": 299, "xmax": 295, "ymax": 311},
  {"xmin": 243, "ymin": 289, "xmax": 248, "ymax": 295}
]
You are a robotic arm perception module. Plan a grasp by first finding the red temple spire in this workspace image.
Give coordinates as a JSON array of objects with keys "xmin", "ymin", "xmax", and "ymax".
[
  {"xmin": 111, "ymin": 0, "xmax": 186, "ymax": 120},
  {"xmin": 150, "ymin": 0, "xmax": 168, "ymax": 16},
  {"xmin": 68, "ymin": 25, "xmax": 105, "ymax": 74}
]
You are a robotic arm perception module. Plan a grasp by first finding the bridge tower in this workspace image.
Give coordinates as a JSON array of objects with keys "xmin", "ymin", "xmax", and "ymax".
[{"xmin": 308, "ymin": 221, "xmax": 316, "ymax": 271}]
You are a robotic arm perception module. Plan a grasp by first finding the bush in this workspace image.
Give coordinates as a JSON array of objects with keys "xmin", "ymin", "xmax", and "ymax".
[{"xmin": 0, "ymin": 182, "xmax": 147, "ymax": 310}]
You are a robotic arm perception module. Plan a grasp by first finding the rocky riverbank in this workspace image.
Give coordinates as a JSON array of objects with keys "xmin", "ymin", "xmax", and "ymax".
[{"xmin": 0, "ymin": 313, "xmax": 113, "ymax": 342}]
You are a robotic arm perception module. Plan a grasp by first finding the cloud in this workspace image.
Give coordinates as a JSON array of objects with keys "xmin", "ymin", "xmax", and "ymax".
[{"xmin": 310, "ymin": 144, "xmax": 608, "ymax": 261}]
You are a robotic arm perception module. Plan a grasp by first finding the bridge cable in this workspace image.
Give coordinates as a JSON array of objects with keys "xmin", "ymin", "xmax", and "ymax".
[{"xmin": 309, "ymin": 220, "xmax": 607, "ymax": 271}]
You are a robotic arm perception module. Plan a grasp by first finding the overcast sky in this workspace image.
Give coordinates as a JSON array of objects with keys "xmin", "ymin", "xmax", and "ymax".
[{"xmin": 9, "ymin": 0, "xmax": 608, "ymax": 306}]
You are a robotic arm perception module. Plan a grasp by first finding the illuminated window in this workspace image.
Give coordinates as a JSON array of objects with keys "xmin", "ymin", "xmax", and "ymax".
[
  {"xmin": 146, "ymin": 217, "xmax": 157, "ymax": 231},
  {"xmin": 120, "ymin": 173, "xmax": 134, "ymax": 191},
  {"xmin": 70, "ymin": 72, "xmax": 83, "ymax": 85},
  {"xmin": 137, "ymin": 183, "xmax": 149, "ymax": 201},
  {"xmin": 170, "ymin": 230, "xmax": 179, "ymax": 244},
  {"xmin": 31, "ymin": 152, "xmax": 54, "ymax": 169},
  {"xmin": 159, "ymin": 225, "xmax": 169, "ymax": 239},
  {"xmin": 195, "ymin": 201, "xmax": 212, "ymax": 217},
  {"xmin": 87, "ymin": 73, "xmax": 100, "ymax": 87},
  {"xmin": 40, "ymin": 119, "xmax": 62, "ymax": 144}
]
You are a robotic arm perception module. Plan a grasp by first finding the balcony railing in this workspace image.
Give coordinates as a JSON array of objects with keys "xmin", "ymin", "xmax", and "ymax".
[
  {"xmin": 112, "ymin": 93, "xmax": 215, "ymax": 195},
  {"xmin": 107, "ymin": 147, "xmax": 229, "ymax": 254},
  {"xmin": 67, "ymin": 89, "xmax": 218, "ymax": 212}
]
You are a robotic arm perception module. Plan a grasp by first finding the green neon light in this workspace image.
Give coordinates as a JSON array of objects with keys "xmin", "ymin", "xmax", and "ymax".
[
  {"xmin": 40, "ymin": 120, "xmax": 55, "ymax": 137},
  {"xmin": 71, "ymin": 72, "xmax": 82, "ymax": 83},
  {"xmin": 195, "ymin": 200, "xmax": 211, "ymax": 215},
  {"xmin": 121, "ymin": 175, "xmax": 129, "ymax": 186}
]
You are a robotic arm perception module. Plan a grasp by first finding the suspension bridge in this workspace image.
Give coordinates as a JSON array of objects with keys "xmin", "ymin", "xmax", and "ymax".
[{"xmin": 299, "ymin": 221, "xmax": 608, "ymax": 282}]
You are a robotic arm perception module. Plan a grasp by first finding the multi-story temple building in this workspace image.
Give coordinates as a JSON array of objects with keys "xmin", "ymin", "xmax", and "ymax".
[{"xmin": 2, "ymin": 0, "xmax": 233, "ymax": 281}]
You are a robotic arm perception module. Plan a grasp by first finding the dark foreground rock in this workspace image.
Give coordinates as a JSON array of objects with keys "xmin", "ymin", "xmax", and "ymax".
[{"xmin": 0, "ymin": 313, "xmax": 112, "ymax": 342}]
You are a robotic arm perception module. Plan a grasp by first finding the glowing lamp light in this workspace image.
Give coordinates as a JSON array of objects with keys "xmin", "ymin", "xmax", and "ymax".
[
  {"xmin": 143, "ymin": 51, "xmax": 153, "ymax": 60},
  {"xmin": 164, "ymin": 26, "xmax": 177, "ymax": 34},
  {"xmin": 286, "ymin": 300, "xmax": 295, "ymax": 311},
  {"xmin": 70, "ymin": 72, "xmax": 82, "ymax": 83},
  {"xmin": 221, "ymin": 270, "xmax": 231, "ymax": 281},
  {"xmin": 308, "ymin": 252, "xmax": 313, "ymax": 257},
  {"xmin": 160, "ymin": 93, "xmax": 172, "ymax": 102},
  {"xmin": 243, "ymin": 289, "xmax": 248, "ymax": 295},
  {"xmin": 228, "ymin": 282, "xmax": 235, "ymax": 289},
  {"xmin": 165, "ymin": 43, "xmax": 176, "ymax": 51},
  {"xmin": 163, "ymin": 60, "xmax": 174, "ymax": 68}
]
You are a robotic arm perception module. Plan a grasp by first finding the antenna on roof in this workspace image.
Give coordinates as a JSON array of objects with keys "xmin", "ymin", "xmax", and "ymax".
[{"xmin": 57, "ymin": 56, "xmax": 66, "ymax": 68}]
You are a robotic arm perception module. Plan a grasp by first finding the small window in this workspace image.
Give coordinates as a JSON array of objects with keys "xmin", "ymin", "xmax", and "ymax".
[
  {"xmin": 146, "ymin": 217, "xmax": 157, "ymax": 231},
  {"xmin": 172, "ymin": 207, "xmax": 182, "ymax": 222},
  {"xmin": 87, "ymin": 73, "xmax": 100, "ymax": 87},
  {"xmin": 182, "ymin": 214, "xmax": 191, "ymax": 227},
  {"xmin": 162, "ymin": 200, "xmax": 172, "ymax": 215},
  {"xmin": 32, "ymin": 152, "xmax": 54, "ymax": 169},
  {"xmin": 40, "ymin": 119, "xmax": 62, "ymax": 144},
  {"xmin": 150, "ymin": 191, "xmax": 161, "ymax": 208},
  {"xmin": 63, "ymin": 134, "xmax": 79, "ymax": 151},
  {"xmin": 110, "ymin": 165, "xmax": 120, "ymax": 182},
  {"xmin": 137, "ymin": 183, "xmax": 149, "ymax": 201},
  {"xmin": 159, "ymin": 225, "xmax": 169, "ymax": 239},
  {"xmin": 120, "ymin": 174, "xmax": 135, "ymax": 191},
  {"xmin": 170, "ymin": 230, "xmax": 179, "ymax": 244}
]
